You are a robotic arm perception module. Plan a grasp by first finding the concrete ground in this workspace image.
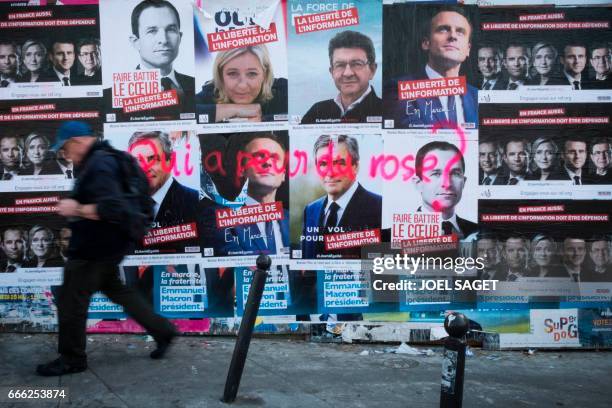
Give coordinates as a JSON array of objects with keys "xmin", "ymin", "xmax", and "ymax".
[{"xmin": 0, "ymin": 333, "xmax": 610, "ymax": 408}]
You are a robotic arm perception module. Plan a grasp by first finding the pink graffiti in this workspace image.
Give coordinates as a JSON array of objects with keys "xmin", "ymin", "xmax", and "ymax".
[
  {"xmin": 199, "ymin": 127, "xmax": 466, "ymax": 187},
  {"xmin": 235, "ymin": 148, "xmax": 289, "ymax": 188},
  {"xmin": 128, "ymin": 139, "xmax": 194, "ymax": 178},
  {"xmin": 369, "ymin": 153, "xmax": 437, "ymax": 182},
  {"xmin": 430, "ymin": 121, "xmax": 467, "ymax": 212},
  {"xmin": 313, "ymin": 140, "xmax": 356, "ymax": 180}
]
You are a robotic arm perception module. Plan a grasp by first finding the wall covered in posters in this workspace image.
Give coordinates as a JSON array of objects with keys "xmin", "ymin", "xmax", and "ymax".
[{"xmin": 0, "ymin": 0, "xmax": 610, "ymax": 348}]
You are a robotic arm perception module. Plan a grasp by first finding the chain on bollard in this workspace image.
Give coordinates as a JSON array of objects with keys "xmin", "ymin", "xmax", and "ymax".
[
  {"xmin": 222, "ymin": 254, "xmax": 272, "ymax": 404},
  {"xmin": 440, "ymin": 312, "xmax": 469, "ymax": 408}
]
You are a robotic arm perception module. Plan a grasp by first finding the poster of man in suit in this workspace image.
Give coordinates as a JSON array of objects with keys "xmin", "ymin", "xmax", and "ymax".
[
  {"xmin": 382, "ymin": 132, "xmax": 479, "ymax": 244},
  {"xmin": 290, "ymin": 130, "xmax": 382, "ymax": 269},
  {"xmin": 383, "ymin": 3, "xmax": 479, "ymax": 130},
  {"xmin": 196, "ymin": 131, "xmax": 290, "ymax": 268},
  {"xmin": 100, "ymin": 0, "xmax": 195, "ymax": 122},
  {"xmin": 104, "ymin": 126, "xmax": 200, "ymax": 256}
]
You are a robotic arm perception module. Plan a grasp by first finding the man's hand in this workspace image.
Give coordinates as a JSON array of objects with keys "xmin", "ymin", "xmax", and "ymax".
[
  {"xmin": 57, "ymin": 199, "xmax": 100, "ymax": 220},
  {"xmin": 57, "ymin": 199, "xmax": 80, "ymax": 217}
]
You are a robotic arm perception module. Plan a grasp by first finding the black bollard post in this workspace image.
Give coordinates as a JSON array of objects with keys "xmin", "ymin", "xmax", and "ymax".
[
  {"xmin": 222, "ymin": 254, "xmax": 272, "ymax": 404},
  {"xmin": 440, "ymin": 312, "xmax": 469, "ymax": 408}
]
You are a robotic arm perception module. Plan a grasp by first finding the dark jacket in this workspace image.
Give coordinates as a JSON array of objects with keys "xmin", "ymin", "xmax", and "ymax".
[
  {"xmin": 16, "ymin": 71, "xmax": 42, "ymax": 83},
  {"xmin": 154, "ymin": 179, "xmax": 199, "ymax": 226},
  {"xmin": 18, "ymin": 159, "xmax": 63, "ymax": 176},
  {"xmin": 223, "ymin": 208, "xmax": 289, "ymax": 256},
  {"xmin": 68, "ymin": 140, "xmax": 132, "ymax": 262},
  {"xmin": 146, "ymin": 179, "xmax": 200, "ymax": 253},
  {"xmin": 195, "ymin": 77, "xmax": 287, "ymax": 123},
  {"xmin": 524, "ymin": 74, "xmax": 568, "ymax": 86},
  {"xmin": 588, "ymin": 171, "xmax": 612, "ymax": 185},
  {"xmin": 525, "ymin": 168, "xmax": 558, "ymax": 181},
  {"xmin": 548, "ymin": 167, "xmax": 594, "ymax": 184},
  {"xmin": 384, "ymin": 69, "xmax": 478, "ymax": 129},
  {"xmin": 23, "ymin": 256, "xmax": 64, "ymax": 268},
  {"xmin": 76, "ymin": 68, "xmax": 102, "ymax": 85},
  {"xmin": 492, "ymin": 168, "xmax": 530, "ymax": 185},
  {"xmin": 37, "ymin": 67, "xmax": 85, "ymax": 85},
  {"xmin": 300, "ymin": 86, "xmax": 382, "ymax": 124},
  {"xmin": 301, "ymin": 183, "xmax": 382, "ymax": 259}
]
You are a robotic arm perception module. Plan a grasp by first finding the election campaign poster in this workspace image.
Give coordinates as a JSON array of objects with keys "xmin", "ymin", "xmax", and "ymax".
[
  {"xmin": 100, "ymin": 0, "xmax": 195, "ymax": 122},
  {"xmin": 235, "ymin": 265, "xmax": 292, "ymax": 316},
  {"xmin": 578, "ymin": 307, "xmax": 612, "ymax": 347},
  {"xmin": 198, "ymin": 130, "xmax": 290, "ymax": 268},
  {"xmin": 474, "ymin": 200, "xmax": 611, "ymax": 306},
  {"xmin": 194, "ymin": 0, "xmax": 288, "ymax": 132},
  {"xmin": 288, "ymin": 0, "xmax": 383, "ymax": 127},
  {"xmin": 103, "ymin": 122, "xmax": 201, "ymax": 263},
  {"xmin": 317, "ymin": 269, "xmax": 397, "ymax": 318},
  {"xmin": 290, "ymin": 129, "xmax": 383, "ymax": 270},
  {"xmin": 0, "ymin": 2, "xmax": 102, "ymax": 100},
  {"xmin": 383, "ymin": 3, "xmax": 480, "ymax": 130},
  {"xmin": 0, "ymin": 285, "xmax": 56, "ymax": 330},
  {"xmin": 87, "ymin": 264, "xmax": 234, "ymax": 320},
  {"xmin": 382, "ymin": 130, "xmax": 479, "ymax": 244},
  {"xmin": 478, "ymin": 103, "xmax": 612, "ymax": 200},
  {"xmin": 154, "ymin": 264, "xmax": 231, "ymax": 318},
  {"xmin": 0, "ymin": 97, "xmax": 102, "ymax": 193},
  {"xmin": 0, "ymin": 1, "xmax": 45, "ymax": 6},
  {"xmin": 478, "ymin": 6, "xmax": 612, "ymax": 103},
  {"xmin": 0, "ymin": 191, "xmax": 69, "ymax": 287}
]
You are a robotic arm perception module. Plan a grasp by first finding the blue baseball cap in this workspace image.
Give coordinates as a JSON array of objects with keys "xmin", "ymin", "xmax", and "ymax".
[{"xmin": 52, "ymin": 121, "xmax": 93, "ymax": 151}]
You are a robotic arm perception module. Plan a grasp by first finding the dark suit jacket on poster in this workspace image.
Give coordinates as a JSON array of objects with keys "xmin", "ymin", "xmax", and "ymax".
[
  {"xmin": 23, "ymin": 256, "xmax": 64, "ymax": 268},
  {"xmin": 18, "ymin": 160, "xmax": 64, "ymax": 176},
  {"xmin": 585, "ymin": 76, "xmax": 612, "ymax": 89},
  {"xmin": 300, "ymin": 86, "xmax": 382, "ymax": 124},
  {"xmin": 524, "ymin": 74, "xmax": 568, "ymax": 86},
  {"xmin": 103, "ymin": 67, "xmax": 195, "ymax": 121},
  {"xmin": 478, "ymin": 74, "xmax": 502, "ymax": 90},
  {"xmin": 0, "ymin": 260, "xmax": 22, "ymax": 272},
  {"xmin": 456, "ymin": 216, "xmax": 478, "ymax": 238},
  {"xmin": 196, "ymin": 198, "xmax": 225, "ymax": 257},
  {"xmin": 37, "ymin": 68, "xmax": 85, "ymax": 85},
  {"xmin": 479, "ymin": 168, "xmax": 500, "ymax": 185},
  {"xmin": 589, "ymin": 171, "xmax": 612, "ymax": 185},
  {"xmin": 223, "ymin": 209, "xmax": 289, "ymax": 256},
  {"xmin": 547, "ymin": 167, "xmax": 594, "ymax": 184},
  {"xmin": 76, "ymin": 68, "xmax": 102, "ymax": 85},
  {"xmin": 195, "ymin": 78, "xmax": 287, "ymax": 123},
  {"xmin": 151, "ymin": 179, "xmax": 199, "ymax": 252},
  {"xmin": 492, "ymin": 168, "xmax": 531, "ymax": 185},
  {"xmin": 525, "ymin": 168, "xmax": 551, "ymax": 181},
  {"xmin": 384, "ymin": 69, "xmax": 478, "ymax": 128},
  {"xmin": 156, "ymin": 179, "xmax": 199, "ymax": 225},
  {"xmin": 301, "ymin": 183, "xmax": 382, "ymax": 259},
  {"xmin": 16, "ymin": 72, "xmax": 41, "ymax": 83},
  {"xmin": 416, "ymin": 206, "xmax": 477, "ymax": 239},
  {"xmin": 536, "ymin": 73, "xmax": 606, "ymax": 89},
  {"xmin": 581, "ymin": 265, "xmax": 612, "ymax": 282}
]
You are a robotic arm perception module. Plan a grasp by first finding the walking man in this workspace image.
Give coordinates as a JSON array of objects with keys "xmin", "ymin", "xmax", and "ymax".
[{"xmin": 36, "ymin": 121, "xmax": 176, "ymax": 376}]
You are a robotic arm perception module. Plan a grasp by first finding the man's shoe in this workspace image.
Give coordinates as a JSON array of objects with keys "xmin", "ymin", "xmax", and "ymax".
[
  {"xmin": 36, "ymin": 358, "xmax": 87, "ymax": 376},
  {"xmin": 150, "ymin": 333, "xmax": 176, "ymax": 359}
]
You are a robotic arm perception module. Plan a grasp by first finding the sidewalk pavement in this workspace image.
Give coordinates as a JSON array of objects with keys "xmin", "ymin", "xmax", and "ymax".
[{"xmin": 1, "ymin": 333, "xmax": 610, "ymax": 408}]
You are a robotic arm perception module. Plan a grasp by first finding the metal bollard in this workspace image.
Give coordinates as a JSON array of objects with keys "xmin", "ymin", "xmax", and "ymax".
[
  {"xmin": 222, "ymin": 254, "xmax": 272, "ymax": 404},
  {"xmin": 440, "ymin": 312, "xmax": 469, "ymax": 408}
]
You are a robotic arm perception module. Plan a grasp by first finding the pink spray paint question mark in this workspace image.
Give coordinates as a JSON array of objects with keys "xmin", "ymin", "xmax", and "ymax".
[{"xmin": 429, "ymin": 120, "xmax": 467, "ymax": 212}]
